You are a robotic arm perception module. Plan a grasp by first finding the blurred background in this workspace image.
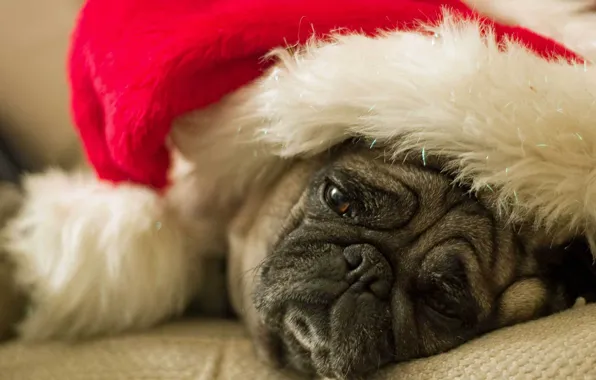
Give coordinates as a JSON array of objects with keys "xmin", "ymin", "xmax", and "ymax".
[{"xmin": 0, "ymin": 0, "xmax": 83, "ymax": 175}]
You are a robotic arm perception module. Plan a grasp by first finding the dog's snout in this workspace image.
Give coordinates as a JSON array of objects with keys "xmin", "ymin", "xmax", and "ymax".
[
  {"xmin": 257, "ymin": 243, "xmax": 395, "ymax": 378},
  {"xmin": 343, "ymin": 244, "xmax": 392, "ymax": 299}
]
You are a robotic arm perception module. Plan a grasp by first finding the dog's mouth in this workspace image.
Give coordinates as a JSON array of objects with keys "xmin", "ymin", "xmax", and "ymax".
[
  {"xmin": 253, "ymin": 236, "xmax": 490, "ymax": 379},
  {"xmin": 255, "ymin": 242, "xmax": 396, "ymax": 378}
]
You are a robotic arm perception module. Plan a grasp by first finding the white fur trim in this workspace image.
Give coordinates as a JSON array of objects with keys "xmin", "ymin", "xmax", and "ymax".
[
  {"xmin": 256, "ymin": 15, "xmax": 596, "ymax": 240},
  {"xmin": 3, "ymin": 169, "xmax": 199, "ymax": 340},
  {"xmin": 187, "ymin": 12, "xmax": 596, "ymax": 248}
]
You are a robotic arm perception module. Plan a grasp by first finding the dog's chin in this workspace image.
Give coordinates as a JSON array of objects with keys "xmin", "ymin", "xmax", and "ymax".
[
  {"xmin": 254, "ymin": 247, "xmax": 395, "ymax": 378},
  {"xmin": 279, "ymin": 292, "xmax": 395, "ymax": 378}
]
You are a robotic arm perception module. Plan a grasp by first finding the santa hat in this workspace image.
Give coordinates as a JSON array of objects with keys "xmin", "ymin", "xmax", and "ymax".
[
  {"xmin": 5, "ymin": 0, "xmax": 596, "ymax": 341},
  {"xmin": 68, "ymin": 0, "xmax": 581, "ymax": 190}
]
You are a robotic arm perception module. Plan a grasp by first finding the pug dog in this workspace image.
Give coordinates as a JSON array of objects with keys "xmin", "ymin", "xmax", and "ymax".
[
  {"xmin": 227, "ymin": 142, "xmax": 596, "ymax": 380},
  {"xmin": 0, "ymin": 142, "xmax": 594, "ymax": 379}
]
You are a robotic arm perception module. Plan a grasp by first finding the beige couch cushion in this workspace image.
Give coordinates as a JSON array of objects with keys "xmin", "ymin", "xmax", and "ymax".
[{"xmin": 0, "ymin": 304, "xmax": 594, "ymax": 380}]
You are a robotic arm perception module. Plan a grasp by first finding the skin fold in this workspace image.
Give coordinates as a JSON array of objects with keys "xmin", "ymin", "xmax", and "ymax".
[{"xmin": 228, "ymin": 143, "xmax": 596, "ymax": 380}]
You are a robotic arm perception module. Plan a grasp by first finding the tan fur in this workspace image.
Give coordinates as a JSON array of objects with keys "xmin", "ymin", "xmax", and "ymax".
[
  {"xmin": 226, "ymin": 158, "xmax": 321, "ymax": 365},
  {"xmin": 498, "ymin": 278, "xmax": 548, "ymax": 325}
]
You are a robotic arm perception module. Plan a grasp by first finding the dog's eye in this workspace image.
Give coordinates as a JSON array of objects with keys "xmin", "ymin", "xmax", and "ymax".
[
  {"xmin": 324, "ymin": 184, "xmax": 352, "ymax": 216},
  {"xmin": 422, "ymin": 296, "xmax": 464, "ymax": 329},
  {"xmin": 425, "ymin": 298, "xmax": 459, "ymax": 320}
]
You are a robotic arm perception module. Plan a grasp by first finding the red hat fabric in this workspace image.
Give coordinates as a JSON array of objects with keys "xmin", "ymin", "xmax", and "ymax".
[{"xmin": 68, "ymin": 0, "xmax": 583, "ymax": 190}]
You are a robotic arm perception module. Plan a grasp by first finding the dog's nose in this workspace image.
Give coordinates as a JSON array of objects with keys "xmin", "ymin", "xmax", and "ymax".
[{"xmin": 343, "ymin": 244, "xmax": 392, "ymax": 299}]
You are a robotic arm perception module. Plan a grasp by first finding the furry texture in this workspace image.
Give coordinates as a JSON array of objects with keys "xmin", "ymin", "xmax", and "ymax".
[
  {"xmin": 2, "ymin": 170, "xmax": 199, "ymax": 340},
  {"xmin": 190, "ymin": 13, "xmax": 596, "ymax": 249},
  {"xmin": 68, "ymin": 0, "xmax": 578, "ymax": 190}
]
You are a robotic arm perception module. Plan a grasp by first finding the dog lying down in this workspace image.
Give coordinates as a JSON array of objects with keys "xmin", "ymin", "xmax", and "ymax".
[
  {"xmin": 227, "ymin": 142, "xmax": 596, "ymax": 379},
  {"xmin": 0, "ymin": 143, "xmax": 595, "ymax": 380}
]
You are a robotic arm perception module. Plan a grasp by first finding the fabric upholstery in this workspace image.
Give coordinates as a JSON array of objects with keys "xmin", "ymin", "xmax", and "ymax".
[{"xmin": 1, "ymin": 304, "xmax": 594, "ymax": 380}]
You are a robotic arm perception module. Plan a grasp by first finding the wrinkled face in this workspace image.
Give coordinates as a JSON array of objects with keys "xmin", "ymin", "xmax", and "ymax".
[{"xmin": 246, "ymin": 146, "xmax": 590, "ymax": 379}]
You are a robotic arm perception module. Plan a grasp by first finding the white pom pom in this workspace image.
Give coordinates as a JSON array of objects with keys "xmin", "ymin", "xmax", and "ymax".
[{"xmin": 4, "ymin": 169, "xmax": 199, "ymax": 340}]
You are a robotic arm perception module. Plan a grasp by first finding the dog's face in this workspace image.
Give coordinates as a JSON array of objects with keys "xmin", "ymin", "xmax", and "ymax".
[{"xmin": 229, "ymin": 145, "xmax": 592, "ymax": 380}]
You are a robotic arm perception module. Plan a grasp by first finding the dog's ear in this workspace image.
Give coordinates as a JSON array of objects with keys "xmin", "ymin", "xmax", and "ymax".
[{"xmin": 546, "ymin": 237, "xmax": 596, "ymax": 304}]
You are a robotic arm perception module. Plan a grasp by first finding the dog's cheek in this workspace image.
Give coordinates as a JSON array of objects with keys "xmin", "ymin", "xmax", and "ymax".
[{"xmin": 496, "ymin": 278, "xmax": 548, "ymax": 326}]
